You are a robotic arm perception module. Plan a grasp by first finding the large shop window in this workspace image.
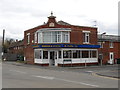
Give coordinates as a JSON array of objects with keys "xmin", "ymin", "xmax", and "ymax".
[
  {"xmin": 43, "ymin": 51, "xmax": 48, "ymax": 59},
  {"xmin": 63, "ymin": 50, "xmax": 71, "ymax": 58},
  {"xmin": 73, "ymin": 50, "xmax": 80, "ymax": 58},
  {"xmin": 35, "ymin": 50, "xmax": 41, "ymax": 59},
  {"xmin": 82, "ymin": 51, "xmax": 89, "ymax": 58},
  {"xmin": 58, "ymin": 51, "xmax": 61, "ymax": 58},
  {"xmin": 92, "ymin": 51, "xmax": 97, "ymax": 58}
]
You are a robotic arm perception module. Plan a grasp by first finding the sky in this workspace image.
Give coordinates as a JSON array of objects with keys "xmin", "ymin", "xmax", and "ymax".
[{"xmin": 0, "ymin": 0, "xmax": 119, "ymax": 40}]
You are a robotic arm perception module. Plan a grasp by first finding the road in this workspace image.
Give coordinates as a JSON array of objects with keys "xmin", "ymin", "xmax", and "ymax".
[{"xmin": 2, "ymin": 62, "xmax": 118, "ymax": 88}]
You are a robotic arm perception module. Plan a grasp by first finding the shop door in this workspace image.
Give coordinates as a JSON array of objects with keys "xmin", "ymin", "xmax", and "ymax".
[
  {"xmin": 50, "ymin": 51, "xmax": 55, "ymax": 66},
  {"xmin": 109, "ymin": 52, "xmax": 114, "ymax": 64}
]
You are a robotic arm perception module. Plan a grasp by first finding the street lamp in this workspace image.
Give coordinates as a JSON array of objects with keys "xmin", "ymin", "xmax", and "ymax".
[{"xmin": 100, "ymin": 32, "xmax": 106, "ymax": 66}]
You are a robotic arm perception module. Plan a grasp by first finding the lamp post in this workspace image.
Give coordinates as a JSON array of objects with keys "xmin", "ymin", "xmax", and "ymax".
[
  {"xmin": 100, "ymin": 32, "xmax": 106, "ymax": 66},
  {"xmin": 2, "ymin": 29, "xmax": 5, "ymax": 61}
]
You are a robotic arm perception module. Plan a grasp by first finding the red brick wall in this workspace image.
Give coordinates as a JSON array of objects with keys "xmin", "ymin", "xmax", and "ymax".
[
  {"xmin": 98, "ymin": 41, "xmax": 120, "ymax": 64},
  {"xmin": 24, "ymin": 16, "xmax": 98, "ymax": 64}
]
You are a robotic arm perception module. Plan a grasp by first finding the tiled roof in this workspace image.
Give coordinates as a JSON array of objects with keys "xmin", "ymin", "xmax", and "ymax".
[
  {"xmin": 98, "ymin": 35, "xmax": 120, "ymax": 42},
  {"xmin": 9, "ymin": 40, "xmax": 24, "ymax": 48},
  {"xmin": 57, "ymin": 20, "xmax": 71, "ymax": 25}
]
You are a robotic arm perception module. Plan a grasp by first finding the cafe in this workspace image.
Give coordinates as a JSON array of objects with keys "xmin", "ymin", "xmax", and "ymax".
[{"xmin": 24, "ymin": 13, "xmax": 100, "ymax": 66}]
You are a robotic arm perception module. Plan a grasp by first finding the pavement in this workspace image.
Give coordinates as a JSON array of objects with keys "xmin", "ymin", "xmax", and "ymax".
[{"xmin": 2, "ymin": 61, "xmax": 119, "ymax": 79}]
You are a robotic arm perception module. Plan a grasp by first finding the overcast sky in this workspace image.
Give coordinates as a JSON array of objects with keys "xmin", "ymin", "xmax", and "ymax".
[{"xmin": 0, "ymin": 0, "xmax": 119, "ymax": 40}]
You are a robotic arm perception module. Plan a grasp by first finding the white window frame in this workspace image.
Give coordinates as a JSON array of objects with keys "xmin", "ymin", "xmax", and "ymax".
[
  {"xmin": 98, "ymin": 42, "xmax": 103, "ymax": 48},
  {"xmin": 37, "ymin": 31, "xmax": 70, "ymax": 43},
  {"xmin": 109, "ymin": 42, "xmax": 113, "ymax": 48},
  {"xmin": 83, "ymin": 32, "xmax": 90, "ymax": 44},
  {"xmin": 34, "ymin": 32, "xmax": 38, "ymax": 43},
  {"xmin": 27, "ymin": 33, "xmax": 30, "ymax": 44}
]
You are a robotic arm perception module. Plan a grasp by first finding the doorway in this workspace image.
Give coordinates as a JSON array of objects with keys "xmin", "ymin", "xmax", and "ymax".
[
  {"xmin": 50, "ymin": 51, "xmax": 55, "ymax": 66},
  {"xmin": 109, "ymin": 52, "xmax": 114, "ymax": 64}
]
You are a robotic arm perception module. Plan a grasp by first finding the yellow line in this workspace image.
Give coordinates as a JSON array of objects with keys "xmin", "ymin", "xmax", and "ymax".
[{"xmin": 92, "ymin": 72, "xmax": 119, "ymax": 80}]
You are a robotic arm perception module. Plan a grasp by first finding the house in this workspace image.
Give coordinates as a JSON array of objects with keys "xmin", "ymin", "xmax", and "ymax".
[
  {"xmin": 24, "ymin": 13, "xmax": 100, "ymax": 66},
  {"xmin": 98, "ymin": 35, "xmax": 120, "ymax": 64},
  {"xmin": 8, "ymin": 40, "xmax": 24, "ymax": 60}
]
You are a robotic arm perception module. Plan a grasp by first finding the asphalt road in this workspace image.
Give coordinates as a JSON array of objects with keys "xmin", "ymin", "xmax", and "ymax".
[{"xmin": 2, "ymin": 62, "xmax": 119, "ymax": 88}]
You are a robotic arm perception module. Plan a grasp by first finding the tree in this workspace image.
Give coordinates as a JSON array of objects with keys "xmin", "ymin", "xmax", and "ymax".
[{"xmin": 3, "ymin": 38, "xmax": 15, "ymax": 53}]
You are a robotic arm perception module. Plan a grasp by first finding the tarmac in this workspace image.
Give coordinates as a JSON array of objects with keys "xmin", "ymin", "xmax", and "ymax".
[{"xmin": 2, "ymin": 61, "xmax": 120, "ymax": 79}]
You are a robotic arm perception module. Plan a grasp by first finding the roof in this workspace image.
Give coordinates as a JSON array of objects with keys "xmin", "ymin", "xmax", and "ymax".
[
  {"xmin": 98, "ymin": 35, "xmax": 120, "ymax": 42},
  {"xmin": 9, "ymin": 40, "xmax": 24, "ymax": 48},
  {"xmin": 57, "ymin": 20, "xmax": 71, "ymax": 25}
]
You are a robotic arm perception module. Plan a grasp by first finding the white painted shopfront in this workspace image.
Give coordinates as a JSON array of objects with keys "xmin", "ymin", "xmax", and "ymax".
[{"xmin": 34, "ymin": 48, "xmax": 98, "ymax": 66}]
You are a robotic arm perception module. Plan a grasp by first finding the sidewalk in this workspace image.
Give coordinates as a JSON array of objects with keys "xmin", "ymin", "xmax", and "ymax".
[{"xmin": 96, "ymin": 70, "xmax": 119, "ymax": 79}]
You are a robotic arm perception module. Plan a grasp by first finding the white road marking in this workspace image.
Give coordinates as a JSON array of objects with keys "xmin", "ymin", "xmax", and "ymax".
[
  {"xmin": 55, "ymin": 78, "xmax": 99, "ymax": 87},
  {"xmin": 32, "ymin": 75, "xmax": 99, "ymax": 87},
  {"xmin": 9, "ymin": 70, "xmax": 27, "ymax": 74},
  {"xmin": 32, "ymin": 75, "xmax": 54, "ymax": 80},
  {"xmin": 85, "ymin": 71, "xmax": 93, "ymax": 73}
]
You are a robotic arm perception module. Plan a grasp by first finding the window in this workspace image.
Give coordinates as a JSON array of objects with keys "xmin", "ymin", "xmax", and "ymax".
[
  {"xmin": 82, "ymin": 51, "xmax": 89, "ymax": 58},
  {"xmin": 43, "ymin": 32, "xmax": 51, "ymax": 42},
  {"xmin": 73, "ymin": 50, "xmax": 80, "ymax": 58},
  {"xmin": 98, "ymin": 42, "xmax": 103, "ymax": 48},
  {"xmin": 63, "ymin": 32, "xmax": 69, "ymax": 43},
  {"xmin": 58, "ymin": 51, "xmax": 61, "ymax": 58},
  {"xmin": 37, "ymin": 31, "xmax": 70, "ymax": 43},
  {"xmin": 90, "ymin": 51, "xmax": 97, "ymax": 58},
  {"xmin": 35, "ymin": 50, "xmax": 41, "ymax": 59},
  {"xmin": 63, "ymin": 50, "xmax": 71, "ymax": 58},
  {"xmin": 34, "ymin": 32, "xmax": 38, "ymax": 43},
  {"xmin": 27, "ymin": 33, "xmax": 30, "ymax": 44},
  {"xmin": 110, "ymin": 42, "xmax": 113, "ymax": 48},
  {"xmin": 39, "ymin": 50, "xmax": 42, "ymax": 59},
  {"xmin": 83, "ymin": 32, "xmax": 90, "ymax": 44},
  {"xmin": 38, "ymin": 32, "xmax": 42, "ymax": 43},
  {"xmin": 43, "ymin": 51, "xmax": 48, "ymax": 59},
  {"xmin": 57, "ymin": 32, "xmax": 61, "ymax": 42}
]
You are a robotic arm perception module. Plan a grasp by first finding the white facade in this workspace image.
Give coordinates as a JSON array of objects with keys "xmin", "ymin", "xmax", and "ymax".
[{"xmin": 34, "ymin": 48, "xmax": 98, "ymax": 66}]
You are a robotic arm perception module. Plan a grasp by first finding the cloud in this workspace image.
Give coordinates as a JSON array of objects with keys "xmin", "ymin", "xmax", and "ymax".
[{"xmin": 0, "ymin": 0, "xmax": 119, "ymax": 40}]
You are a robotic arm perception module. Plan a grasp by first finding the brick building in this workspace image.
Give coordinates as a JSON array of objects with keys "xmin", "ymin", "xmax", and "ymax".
[
  {"xmin": 8, "ymin": 40, "xmax": 24, "ymax": 56},
  {"xmin": 24, "ymin": 13, "xmax": 100, "ymax": 66},
  {"xmin": 98, "ymin": 35, "xmax": 120, "ymax": 64}
]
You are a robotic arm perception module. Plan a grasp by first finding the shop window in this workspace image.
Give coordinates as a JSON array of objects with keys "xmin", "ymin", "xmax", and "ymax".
[
  {"xmin": 35, "ymin": 50, "xmax": 41, "ymax": 59},
  {"xmin": 92, "ymin": 51, "xmax": 97, "ymax": 58},
  {"xmin": 39, "ymin": 50, "xmax": 42, "ymax": 59},
  {"xmin": 43, "ymin": 51, "xmax": 48, "ymax": 59},
  {"xmin": 63, "ymin": 50, "xmax": 71, "ymax": 58},
  {"xmin": 58, "ymin": 51, "xmax": 61, "ymax": 58},
  {"xmin": 73, "ymin": 50, "xmax": 80, "ymax": 58},
  {"xmin": 82, "ymin": 51, "xmax": 89, "ymax": 58}
]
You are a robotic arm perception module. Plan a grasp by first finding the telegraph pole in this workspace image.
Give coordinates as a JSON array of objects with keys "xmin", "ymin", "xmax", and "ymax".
[{"xmin": 2, "ymin": 29, "xmax": 5, "ymax": 60}]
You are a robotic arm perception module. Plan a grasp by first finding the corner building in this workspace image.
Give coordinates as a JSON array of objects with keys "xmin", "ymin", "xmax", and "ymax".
[{"xmin": 24, "ymin": 14, "xmax": 100, "ymax": 66}]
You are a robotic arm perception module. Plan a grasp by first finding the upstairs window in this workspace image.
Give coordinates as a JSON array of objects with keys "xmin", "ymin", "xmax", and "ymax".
[
  {"xmin": 27, "ymin": 33, "xmax": 30, "ymax": 44},
  {"xmin": 98, "ymin": 42, "xmax": 103, "ymax": 48},
  {"xmin": 83, "ymin": 31, "xmax": 90, "ymax": 44},
  {"xmin": 37, "ymin": 31, "xmax": 70, "ymax": 43},
  {"xmin": 34, "ymin": 32, "xmax": 38, "ymax": 43},
  {"xmin": 110, "ymin": 42, "xmax": 113, "ymax": 48}
]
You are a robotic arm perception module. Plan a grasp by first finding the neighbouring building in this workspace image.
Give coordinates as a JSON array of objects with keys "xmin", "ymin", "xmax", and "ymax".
[
  {"xmin": 98, "ymin": 35, "xmax": 120, "ymax": 64},
  {"xmin": 7, "ymin": 40, "xmax": 24, "ymax": 60},
  {"xmin": 24, "ymin": 13, "xmax": 100, "ymax": 66}
]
